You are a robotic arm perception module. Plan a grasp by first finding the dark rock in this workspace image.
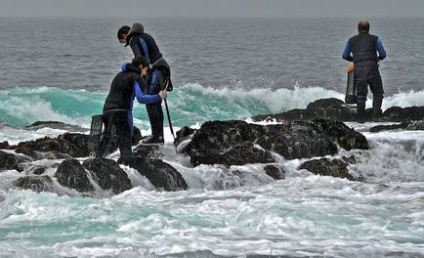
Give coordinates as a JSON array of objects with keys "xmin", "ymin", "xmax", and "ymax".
[
  {"xmin": 299, "ymin": 158, "xmax": 354, "ymax": 180},
  {"xmin": 407, "ymin": 120, "xmax": 424, "ymax": 130},
  {"xmin": 55, "ymin": 159, "xmax": 94, "ymax": 192},
  {"xmin": 369, "ymin": 120, "xmax": 424, "ymax": 133},
  {"xmin": 33, "ymin": 166, "xmax": 47, "ymax": 175},
  {"xmin": 252, "ymin": 98, "xmax": 356, "ymax": 122},
  {"xmin": 369, "ymin": 122, "xmax": 409, "ymax": 133},
  {"xmin": 383, "ymin": 106, "xmax": 424, "ymax": 122},
  {"xmin": 174, "ymin": 126, "xmax": 197, "ymax": 150},
  {"xmin": 182, "ymin": 120, "xmax": 274, "ymax": 166},
  {"xmin": 119, "ymin": 156, "xmax": 188, "ymax": 191},
  {"xmin": 14, "ymin": 175, "xmax": 53, "ymax": 192},
  {"xmin": 25, "ymin": 121, "xmax": 88, "ymax": 133},
  {"xmin": 313, "ymin": 119, "xmax": 369, "ymax": 150},
  {"xmin": 264, "ymin": 165, "xmax": 286, "ymax": 180},
  {"xmin": 0, "ymin": 141, "xmax": 9, "ymax": 149},
  {"xmin": 13, "ymin": 134, "xmax": 88, "ymax": 160},
  {"xmin": 133, "ymin": 145, "xmax": 162, "ymax": 159},
  {"xmin": 182, "ymin": 120, "xmax": 364, "ymax": 167},
  {"xmin": 82, "ymin": 158, "xmax": 132, "ymax": 194},
  {"xmin": 251, "ymin": 98, "xmax": 424, "ymax": 123},
  {"xmin": 0, "ymin": 151, "xmax": 29, "ymax": 172}
]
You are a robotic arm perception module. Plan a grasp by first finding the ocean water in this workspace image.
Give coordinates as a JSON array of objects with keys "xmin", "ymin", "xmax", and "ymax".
[{"xmin": 0, "ymin": 17, "xmax": 424, "ymax": 258}]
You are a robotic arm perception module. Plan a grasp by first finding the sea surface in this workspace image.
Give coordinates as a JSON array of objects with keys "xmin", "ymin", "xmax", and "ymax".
[{"xmin": 0, "ymin": 17, "xmax": 423, "ymax": 258}]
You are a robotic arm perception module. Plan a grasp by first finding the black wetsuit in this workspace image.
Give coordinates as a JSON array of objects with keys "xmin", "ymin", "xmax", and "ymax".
[
  {"xmin": 98, "ymin": 64, "xmax": 161, "ymax": 157},
  {"xmin": 127, "ymin": 24, "xmax": 171, "ymax": 142}
]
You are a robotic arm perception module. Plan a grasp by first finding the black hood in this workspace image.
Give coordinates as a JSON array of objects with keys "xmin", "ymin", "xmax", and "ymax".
[{"xmin": 125, "ymin": 23, "xmax": 144, "ymax": 46}]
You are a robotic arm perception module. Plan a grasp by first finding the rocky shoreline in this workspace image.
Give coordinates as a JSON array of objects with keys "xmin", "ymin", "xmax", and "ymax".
[{"xmin": 1, "ymin": 98, "xmax": 423, "ymax": 196}]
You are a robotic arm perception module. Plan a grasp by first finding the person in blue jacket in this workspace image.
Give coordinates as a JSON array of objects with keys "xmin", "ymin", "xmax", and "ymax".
[
  {"xmin": 117, "ymin": 23, "xmax": 173, "ymax": 144},
  {"xmin": 342, "ymin": 20, "xmax": 387, "ymax": 120},
  {"xmin": 97, "ymin": 57, "xmax": 167, "ymax": 158}
]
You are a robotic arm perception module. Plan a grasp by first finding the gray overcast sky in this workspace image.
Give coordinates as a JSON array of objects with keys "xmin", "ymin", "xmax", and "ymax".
[{"xmin": 0, "ymin": 0, "xmax": 423, "ymax": 18}]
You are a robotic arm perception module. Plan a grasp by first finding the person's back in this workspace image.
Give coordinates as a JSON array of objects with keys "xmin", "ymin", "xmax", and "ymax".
[
  {"xmin": 126, "ymin": 23, "xmax": 163, "ymax": 64},
  {"xmin": 103, "ymin": 70, "xmax": 139, "ymax": 112},
  {"xmin": 348, "ymin": 33, "xmax": 379, "ymax": 64}
]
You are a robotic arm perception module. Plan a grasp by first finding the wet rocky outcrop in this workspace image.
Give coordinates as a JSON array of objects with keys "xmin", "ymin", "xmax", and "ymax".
[
  {"xmin": 13, "ymin": 175, "xmax": 54, "ymax": 192},
  {"xmin": 370, "ymin": 120, "xmax": 424, "ymax": 133},
  {"xmin": 299, "ymin": 158, "xmax": 354, "ymax": 180},
  {"xmin": 9, "ymin": 100, "xmax": 423, "ymax": 195},
  {"xmin": 55, "ymin": 159, "xmax": 94, "ymax": 193},
  {"xmin": 252, "ymin": 98, "xmax": 424, "ymax": 123},
  {"xmin": 177, "ymin": 119, "xmax": 368, "ymax": 167},
  {"xmin": 0, "ymin": 151, "xmax": 30, "ymax": 172},
  {"xmin": 264, "ymin": 165, "xmax": 286, "ymax": 180},
  {"xmin": 119, "ymin": 156, "xmax": 188, "ymax": 191},
  {"xmin": 82, "ymin": 158, "xmax": 132, "ymax": 194}
]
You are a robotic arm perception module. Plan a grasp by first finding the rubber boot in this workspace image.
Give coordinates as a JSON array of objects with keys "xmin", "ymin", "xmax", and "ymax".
[
  {"xmin": 356, "ymin": 101, "xmax": 366, "ymax": 122},
  {"xmin": 372, "ymin": 96, "xmax": 383, "ymax": 121}
]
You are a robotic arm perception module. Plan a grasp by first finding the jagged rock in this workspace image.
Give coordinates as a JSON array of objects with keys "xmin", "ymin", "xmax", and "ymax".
[
  {"xmin": 0, "ymin": 141, "xmax": 9, "ymax": 149},
  {"xmin": 369, "ymin": 122, "xmax": 409, "ymax": 133},
  {"xmin": 82, "ymin": 158, "xmax": 132, "ymax": 194},
  {"xmin": 181, "ymin": 120, "xmax": 274, "ymax": 166},
  {"xmin": 33, "ymin": 166, "xmax": 47, "ymax": 175},
  {"xmin": 251, "ymin": 98, "xmax": 424, "ymax": 123},
  {"xmin": 252, "ymin": 98, "xmax": 356, "ymax": 122},
  {"xmin": 119, "ymin": 156, "xmax": 188, "ymax": 191},
  {"xmin": 369, "ymin": 120, "xmax": 424, "ymax": 133},
  {"xmin": 180, "ymin": 120, "xmax": 367, "ymax": 167},
  {"xmin": 407, "ymin": 120, "xmax": 424, "ymax": 130},
  {"xmin": 133, "ymin": 145, "xmax": 163, "ymax": 159},
  {"xmin": 313, "ymin": 119, "xmax": 369, "ymax": 150},
  {"xmin": 14, "ymin": 175, "xmax": 53, "ymax": 192},
  {"xmin": 299, "ymin": 158, "xmax": 354, "ymax": 180},
  {"xmin": 174, "ymin": 126, "xmax": 197, "ymax": 151},
  {"xmin": 0, "ymin": 151, "xmax": 29, "ymax": 172},
  {"xmin": 12, "ymin": 134, "xmax": 88, "ymax": 160},
  {"xmin": 55, "ymin": 159, "xmax": 94, "ymax": 192},
  {"xmin": 383, "ymin": 106, "xmax": 424, "ymax": 122},
  {"xmin": 264, "ymin": 165, "xmax": 286, "ymax": 180},
  {"xmin": 25, "ymin": 121, "xmax": 88, "ymax": 132}
]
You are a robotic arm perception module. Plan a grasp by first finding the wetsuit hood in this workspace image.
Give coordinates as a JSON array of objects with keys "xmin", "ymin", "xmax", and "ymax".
[
  {"xmin": 125, "ymin": 23, "xmax": 144, "ymax": 46},
  {"xmin": 121, "ymin": 63, "xmax": 140, "ymax": 74}
]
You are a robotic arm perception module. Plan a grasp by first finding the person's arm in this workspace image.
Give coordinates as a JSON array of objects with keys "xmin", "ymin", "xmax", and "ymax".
[
  {"xmin": 377, "ymin": 37, "xmax": 387, "ymax": 61},
  {"xmin": 134, "ymin": 81, "xmax": 162, "ymax": 104},
  {"xmin": 129, "ymin": 37, "xmax": 143, "ymax": 58},
  {"xmin": 342, "ymin": 41, "xmax": 353, "ymax": 62}
]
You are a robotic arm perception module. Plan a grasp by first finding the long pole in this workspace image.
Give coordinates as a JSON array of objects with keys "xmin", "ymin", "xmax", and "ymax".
[{"xmin": 163, "ymin": 80, "xmax": 176, "ymax": 142}]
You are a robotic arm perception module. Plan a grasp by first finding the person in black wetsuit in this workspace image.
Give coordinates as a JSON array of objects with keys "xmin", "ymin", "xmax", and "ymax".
[
  {"xmin": 97, "ymin": 57, "xmax": 167, "ymax": 158},
  {"xmin": 342, "ymin": 20, "xmax": 387, "ymax": 120},
  {"xmin": 117, "ymin": 23, "xmax": 173, "ymax": 144}
]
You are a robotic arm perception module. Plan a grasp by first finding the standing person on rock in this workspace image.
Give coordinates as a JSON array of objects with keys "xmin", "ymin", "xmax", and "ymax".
[
  {"xmin": 342, "ymin": 20, "xmax": 387, "ymax": 121},
  {"xmin": 97, "ymin": 57, "xmax": 167, "ymax": 158},
  {"xmin": 117, "ymin": 23, "xmax": 173, "ymax": 144}
]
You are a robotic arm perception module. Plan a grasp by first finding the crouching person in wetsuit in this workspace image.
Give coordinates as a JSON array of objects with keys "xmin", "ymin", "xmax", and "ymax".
[
  {"xmin": 117, "ymin": 23, "xmax": 173, "ymax": 144},
  {"xmin": 342, "ymin": 20, "xmax": 387, "ymax": 121},
  {"xmin": 97, "ymin": 57, "xmax": 167, "ymax": 158}
]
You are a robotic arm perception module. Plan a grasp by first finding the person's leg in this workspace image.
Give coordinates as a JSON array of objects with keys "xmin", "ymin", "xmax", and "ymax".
[
  {"xmin": 354, "ymin": 65, "xmax": 369, "ymax": 121},
  {"xmin": 114, "ymin": 111, "xmax": 133, "ymax": 157},
  {"xmin": 368, "ymin": 67, "xmax": 384, "ymax": 119},
  {"xmin": 143, "ymin": 103, "xmax": 164, "ymax": 144}
]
